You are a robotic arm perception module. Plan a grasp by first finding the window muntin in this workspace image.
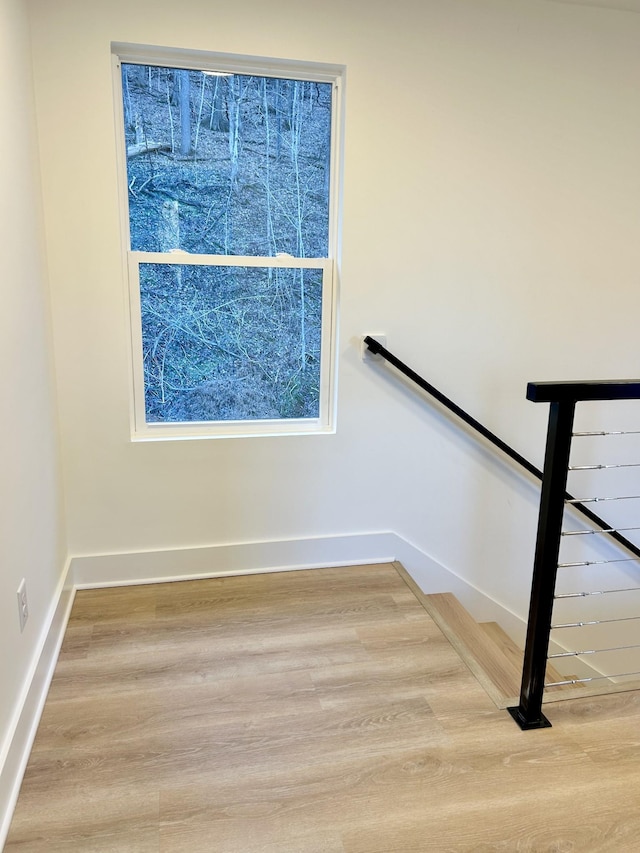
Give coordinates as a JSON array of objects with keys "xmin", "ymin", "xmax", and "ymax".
[{"xmin": 114, "ymin": 48, "xmax": 341, "ymax": 439}]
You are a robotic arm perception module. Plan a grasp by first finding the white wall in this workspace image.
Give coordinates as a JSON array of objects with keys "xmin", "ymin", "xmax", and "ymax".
[
  {"xmin": 26, "ymin": 0, "xmax": 640, "ymax": 627},
  {"xmin": 0, "ymin": 0, "xmax": 67, "ymax": 831}
]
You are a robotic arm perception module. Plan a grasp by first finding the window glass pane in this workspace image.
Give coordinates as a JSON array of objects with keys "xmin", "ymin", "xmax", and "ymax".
[
  {"xmin": 139, "ymin": 263, "xmax": 323, "ymax": 422},
  {"xmin": 122, "ymin": 64, "xmax": 331, "ymax": 257}
]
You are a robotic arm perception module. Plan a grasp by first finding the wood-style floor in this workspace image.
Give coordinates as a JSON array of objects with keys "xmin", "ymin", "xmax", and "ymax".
[{"xmin": 6, "ymin": 562, "xmax": 640, "ymax": 852}]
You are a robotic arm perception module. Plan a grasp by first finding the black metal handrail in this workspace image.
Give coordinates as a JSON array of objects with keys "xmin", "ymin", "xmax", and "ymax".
[
  {"xmin": 363, "ymin": 336, "xmax": 640, "ymax": 562},
  {"xmin": 364, "ymin": 336, "xmax": 543, "ymax": 480}
]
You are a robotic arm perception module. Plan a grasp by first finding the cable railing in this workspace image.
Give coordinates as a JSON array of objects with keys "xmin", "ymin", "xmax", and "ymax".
[
  {"xmin": 508, "ymin": 381, "xmax": 640, "ymax": 728},
  {"xmin": 363, "ymin": 337, "xmax": 640, "ymax": 728}
]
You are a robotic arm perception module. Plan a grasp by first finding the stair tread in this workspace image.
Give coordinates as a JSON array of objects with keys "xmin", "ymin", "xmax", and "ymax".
[
  {"xmin": 394, "ymin": 565, "xmax": 611, "ymax": 710},
  {"xmin": 480, "ymin": 622, "xmax": 523, "ymax": 668},
  {"xmin": 422, "ymin": 593, "xmax": 521, "ymax": 708},
  {"xmin": 480, "ymin": 621, "xmax": 582, "ymax": 691}
]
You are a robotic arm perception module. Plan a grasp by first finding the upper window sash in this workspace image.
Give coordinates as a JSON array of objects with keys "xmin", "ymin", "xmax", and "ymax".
[{"xmin": 115, "ymin": 51, "xmax": 342, "ymax": 262}]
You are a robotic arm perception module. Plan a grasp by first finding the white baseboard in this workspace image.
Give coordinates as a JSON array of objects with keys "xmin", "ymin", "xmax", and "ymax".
[
  {"xmin": 0, "ymin": 531, "xmax": 525, "ymax": 848},
  {"xmin": 69, "ymin": 532, "xmax": 400, "ymax": 588},
  {"xmin": 69, "ymin": 533, "xmax": 529, "ymax": 644},
  {"xmin": 0, "ymin": 559, "xmax": 75, "ymax": 850}
]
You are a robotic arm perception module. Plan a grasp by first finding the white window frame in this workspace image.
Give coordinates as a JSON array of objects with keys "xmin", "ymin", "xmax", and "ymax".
[{"xmin": 112, "ymin": 44, "xmax": 343, "ymax": 440}]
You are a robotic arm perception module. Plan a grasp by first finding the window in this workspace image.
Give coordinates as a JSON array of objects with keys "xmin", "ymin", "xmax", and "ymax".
[{"xmin": 113, "ymin": 45, "xmax": 342, "ymax": 438}]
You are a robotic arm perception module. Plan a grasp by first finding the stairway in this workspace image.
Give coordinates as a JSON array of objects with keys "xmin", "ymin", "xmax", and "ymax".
[
  {"xmin": 394, "ymin": 564, "xmax": 581, "ymax": 709},
  {"xmin": 421, "ymin": 592, "xmax": 522, "ymax": 709}
]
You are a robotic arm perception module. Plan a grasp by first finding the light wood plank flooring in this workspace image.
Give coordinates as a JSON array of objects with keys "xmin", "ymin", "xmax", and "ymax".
[{"xmin": 6, "ymin": 562, "xmax": 640, "ymax": 852}]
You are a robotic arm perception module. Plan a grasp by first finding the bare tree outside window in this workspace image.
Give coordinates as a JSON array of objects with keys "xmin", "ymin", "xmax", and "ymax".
[{"xmin": 120, "ymin": 61, "xmax": 333, "ymax": 425}]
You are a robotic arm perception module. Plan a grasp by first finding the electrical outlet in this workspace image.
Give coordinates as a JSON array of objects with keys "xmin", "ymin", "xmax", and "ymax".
[
  {"xmin": 361, "ymin": 334, "xmax": 387, "ymax": 360},
  {"xmin": 17, "ymin": 579, "xmax": 28, "ymax": 632}
]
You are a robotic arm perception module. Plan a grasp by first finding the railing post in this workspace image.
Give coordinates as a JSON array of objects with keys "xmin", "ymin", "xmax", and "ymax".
[{"xmin": 508, "ymin": 399, "xmax": 576, "ymax": 729}]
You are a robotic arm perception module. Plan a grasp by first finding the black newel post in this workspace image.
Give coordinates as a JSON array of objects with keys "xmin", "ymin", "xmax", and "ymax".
[{"xmin": 508, "ymin": 399, "xmax": 576, "ymax": 730}]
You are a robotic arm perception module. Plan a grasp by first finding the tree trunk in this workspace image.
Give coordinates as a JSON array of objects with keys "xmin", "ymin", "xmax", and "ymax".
[
  {"xmin": 178, "ymin": 70, "xmax": 192, "ymax": 156},
  {"xmin": 209, "ymin": 77, "xmax": 229, "ymax": 132}
]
